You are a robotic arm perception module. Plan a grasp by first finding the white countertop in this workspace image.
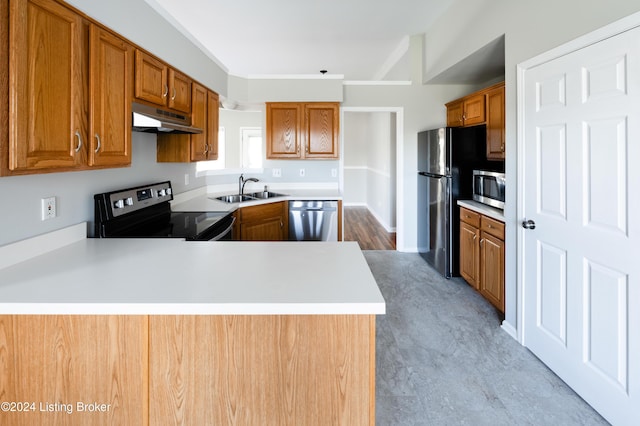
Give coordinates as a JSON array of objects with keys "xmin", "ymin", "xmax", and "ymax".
[
  {"xmin": 171, "ymin": 187, "xmax": 342, "ymax": 212},
  {"xmin": 457, "ymin": 200, "xmax": 505, "ymax": 222},
  {"xmin": 0, "ymin": 225, "xmax": 384, "ymax": 315}
]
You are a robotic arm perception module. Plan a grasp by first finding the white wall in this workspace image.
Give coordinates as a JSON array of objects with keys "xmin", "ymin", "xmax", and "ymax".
[{"xmin": 343, "ymin": 113, "xmax": 369, "ymax": 205}]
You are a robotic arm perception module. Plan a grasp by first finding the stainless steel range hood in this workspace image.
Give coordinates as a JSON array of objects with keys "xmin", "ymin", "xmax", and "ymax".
[{"xmin": 131, "ymin": 102, "xmax": 203, "ymax": 134}]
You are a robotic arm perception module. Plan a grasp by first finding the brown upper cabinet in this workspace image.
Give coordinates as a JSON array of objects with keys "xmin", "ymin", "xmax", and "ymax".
[
  {"xmin": 89, "ymin": 25, "xmax": 134, "ymax": 167},
  {"xmin": 445, "ymin": 82, "xmax": 505, "ymax": 160},
  {"xmin": 157, "ymin": 83, "xmax": 219, "ymax": 163},
  {"xmin": 485, "ymin": 84, "xmax": 506, "ymax": 160},
  {"xmin": 5, "ymin": 0, "xmax": 132, "ymax": 175},
  {"xmin": 134, "ymin": 50, "xmax": 191, "ymax": 114},
  {"xmin": 446, "ymin": 93, "xmax": 485, "ymax": 127},
  {"xmin": 266, "ymin": 102, "xmax": 339, "ymax": 160}
]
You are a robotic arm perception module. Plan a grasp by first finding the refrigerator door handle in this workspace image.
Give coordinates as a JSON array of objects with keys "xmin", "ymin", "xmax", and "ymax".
[{"xmin": 418, "ymin": 171, "xmax": 447, "ymax": 179}]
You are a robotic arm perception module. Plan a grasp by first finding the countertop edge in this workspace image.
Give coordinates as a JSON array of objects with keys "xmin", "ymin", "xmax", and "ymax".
[
  {"xmin": 0, "ymin": 303, "xmax": 385, "ymax": 316},
  {"xmin": 457, "ymin": 200, "xmax": 505, "ymax": 222}
]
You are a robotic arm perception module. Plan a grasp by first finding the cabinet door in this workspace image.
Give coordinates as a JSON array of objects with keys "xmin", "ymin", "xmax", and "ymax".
[
  {"xmin": 89, "ymin": 25, "xmax": 133, "ymax": 167},
  {"xmin": 460, "ymin": 221, "xmax": 480, "ymax": 289},
  {"xmin": 480, "ymin": 231, "xmax": 505, "ymax": 312},
  {"xmin": 168, "ymin": 68, "xmax": 191, "ymax": 113},
  {"xmin": 238, "ymin": 202, "xmax": 287, "ymax": 241},
  {"xmin": 134, "ymin": 50, "xmax": 167, "ymax": 106},
  {"xmin": 189, "ymin": 82, "xmax": 208, "ymax": 162},
  {"xmin": 486, "ymin": 84, "xmax": 505, "ymax": 160},
  {"xmin": 462, "ymin": 94, "xmax": 486, "ymax": 126},
  {"xmin": 304, "ymin": 103, "xmax": 339, "ymax": 159},
  {"xmin": 266, "ymin": 103, "xmax": 302, "ymax": 159},
  {"xmin": 0, "ymin": 315, "xmax": 147, "ymax": 425},
  {"xmin": 9, "ymin": 0, "xmax": 87, "ymax": 172},
  {"xmin": 446, "ymin": 100, "xmax": 463, "ymax": 127},
  {"xmin": 207, "ymin": 91, "xmax": 219, "ymax": 160}
]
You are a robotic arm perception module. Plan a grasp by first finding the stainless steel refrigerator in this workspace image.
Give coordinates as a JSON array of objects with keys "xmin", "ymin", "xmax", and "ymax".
[{"xmin": 417, "ymin": 126, "xmax": 487, "ymax": 278}]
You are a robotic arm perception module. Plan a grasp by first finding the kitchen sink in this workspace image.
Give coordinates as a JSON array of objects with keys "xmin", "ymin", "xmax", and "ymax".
[
  {"xmin": 214, "ymin": 194, "xmax": 256, "ymax": 203},
  {"xmin": 248, "ymin": 191, "xmax": 286, "ymax": 199},
  {"xmin": 213, "ymin": 191, "xmax": 287, "ymax": 203}
]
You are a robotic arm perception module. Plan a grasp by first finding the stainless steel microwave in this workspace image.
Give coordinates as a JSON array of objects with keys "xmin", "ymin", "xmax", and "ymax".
[{"xmin": 473, "ymin": 170, "xmax": 505, "ymax": 209}]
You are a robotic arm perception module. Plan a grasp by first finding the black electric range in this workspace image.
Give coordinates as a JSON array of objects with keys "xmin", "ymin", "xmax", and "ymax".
[{"xmin": 94, "ymin": 181, "xmax": 234, "ymax": 241}]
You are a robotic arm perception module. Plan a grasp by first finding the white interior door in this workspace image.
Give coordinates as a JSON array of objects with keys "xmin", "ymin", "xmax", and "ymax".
[{"xmin": 521, "ymin": 25, "xmax": 640, "ymax": 425}]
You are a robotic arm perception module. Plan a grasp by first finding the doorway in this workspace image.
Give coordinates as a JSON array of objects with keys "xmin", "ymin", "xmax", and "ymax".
[{"xmin": 341, "ymin": 109, "xmax": 400, "ymax": 249}]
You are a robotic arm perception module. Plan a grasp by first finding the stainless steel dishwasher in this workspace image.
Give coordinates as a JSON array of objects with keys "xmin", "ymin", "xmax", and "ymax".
[{"xmin": 289, "ymin": 200, "xmax": 338, "ymax": 241}]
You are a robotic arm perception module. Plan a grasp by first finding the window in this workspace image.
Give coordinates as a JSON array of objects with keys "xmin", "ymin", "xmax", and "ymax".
[{"xmin": 241, "ymin": 127, "xmax": 262, "ymax": 169}]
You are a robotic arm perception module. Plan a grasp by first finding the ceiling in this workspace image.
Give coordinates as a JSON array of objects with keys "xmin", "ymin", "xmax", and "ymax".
[{"xmin": 144, "ymin": 0, "xmax": 455, "ymax": 80}]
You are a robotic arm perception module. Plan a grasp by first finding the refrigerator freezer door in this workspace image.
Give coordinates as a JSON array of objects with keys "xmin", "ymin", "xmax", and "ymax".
[
  {"xmin": 418, "ymin": 173, "xmax": 452, "ymax": 278},
  {"xmin": 417, "ymin": 128, "xmax": 451, "ymax": 176}
]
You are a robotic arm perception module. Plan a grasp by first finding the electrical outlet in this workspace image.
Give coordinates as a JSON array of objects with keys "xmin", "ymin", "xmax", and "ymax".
[
  {"xmin": 184, "ymin": 173, "xmax": 190, "ymax": 185},
  {"xmin": 331, "ymin": 168, "xmax": 337, "ymax": 178},
  {"xmin": 272, "ymin": 168, "xmax": 282, "ymax": 177},
  {"xmin": 299, "ymin": 168, "xmax": 305, "ymax": 177},
  {"xmin": 41, "ymin": 196, "xmax": 56, "ymax": 220}
]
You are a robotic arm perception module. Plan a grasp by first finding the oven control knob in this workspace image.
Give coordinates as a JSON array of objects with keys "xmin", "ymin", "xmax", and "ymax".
[
  {"xmin": 113, "ymin": 199, "xmax": 125, "ymax": 209},
  {"xmin": 158, "ymin": 189, "xmax": 166, "ymax": 197},
  {"xmin": 166, "ymin": 188, "xmax": 172, "ymax": 195},
  {"xmin": 125, "ymin": 197, "xmax": 134, "ymax": 206}
]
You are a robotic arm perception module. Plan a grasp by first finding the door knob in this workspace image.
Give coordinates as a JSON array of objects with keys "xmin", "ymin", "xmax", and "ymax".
[{"xmin": 522, "ymin": 219, "xmax": 536, "ymax": 230}]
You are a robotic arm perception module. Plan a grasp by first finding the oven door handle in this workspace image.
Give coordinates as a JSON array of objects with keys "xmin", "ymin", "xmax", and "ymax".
[{"xmin": 211, "ymin": 217, "xmax": 236, "ymax": 241}]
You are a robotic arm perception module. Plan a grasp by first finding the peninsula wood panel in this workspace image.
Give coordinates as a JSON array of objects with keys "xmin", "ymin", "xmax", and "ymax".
[
  {"xmin": 0, "ymin": 315, "xmax": 148, "ymax": 426},
  {"xmin": 149, "ymin": 315, "xmax": 375, "ymax": 426}
]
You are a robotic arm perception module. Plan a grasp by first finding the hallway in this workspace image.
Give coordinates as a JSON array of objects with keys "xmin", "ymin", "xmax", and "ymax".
[{"xmin": 344, "ymin": 206, "xmax": 396, "ymax": 250}]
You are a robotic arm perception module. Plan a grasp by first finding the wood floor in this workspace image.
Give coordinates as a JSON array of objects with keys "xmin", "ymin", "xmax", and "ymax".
[{"xmin": 344, "ymin": 207, "xmax": 396, "ymax": 250}]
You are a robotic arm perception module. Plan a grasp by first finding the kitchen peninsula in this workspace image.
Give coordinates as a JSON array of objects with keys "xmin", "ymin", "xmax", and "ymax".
[{"xmin": 0, "ymin": 224, "xmax": 384, "ymax": 425}]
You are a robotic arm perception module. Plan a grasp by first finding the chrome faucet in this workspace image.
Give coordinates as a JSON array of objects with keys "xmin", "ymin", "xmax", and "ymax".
[{"xmin": 239, "ymin": 174, "xmax": 259, "ymax": 195}]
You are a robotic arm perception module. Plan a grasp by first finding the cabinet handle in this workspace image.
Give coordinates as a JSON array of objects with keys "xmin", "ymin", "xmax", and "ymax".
[
  {"xmin": 280, "ymin": 221, "xmax": 283, "ymax": 229},
  {"xmin": 171, "ymin": 88, "xmax": 176, "ymax": 101},
  {"xmin": 204, "ymin": 143, "xmax": 209, "ymax": 154},
  {"xmin": 94, "ymin": 134, "xmax": 101, "ymax": 153},
  {"xmin": 74, "ymin": 130, "xmax": 83, "ymax": 153},
  {"xmin": 162, "ymin": 84, "xmax": 168, "ymax": 98}
]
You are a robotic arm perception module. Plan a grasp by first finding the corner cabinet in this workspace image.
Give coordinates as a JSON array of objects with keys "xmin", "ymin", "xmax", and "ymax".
[
  {"xmin": 266, "ymin": 102, "xmax": 339, "ymax": 160},
  {"xmin": 157, "ymin": 83, "xmax": 219, "ymax": 163},
  {"xmin": 459, "ymin": 207, "xmax": 505, "ymax": 313},
  {"xmin": 445, "ymin": 82, "xmax": 505, "ymax": 160},
  {"xmin": 5, "ymin": 0, "xmax": 133, "ymax": 175}
]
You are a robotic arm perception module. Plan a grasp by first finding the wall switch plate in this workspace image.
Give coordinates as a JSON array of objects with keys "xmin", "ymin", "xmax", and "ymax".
[
  {"xmin": 331, "ymin": 168, "xmax": 337, "ymax": 178},
  {"xmin": 272, "ymin": 168, "xmax": 282, "ymax": 177},
  {"xmin": 41, "ymin": 196, "xmax": 56, "ymax": 220},
  {"xmin": 184, "ymin": 173, "xmax": 190, "ymax": 185},
  {"xmin": 299, "ymin": 168, "xmax": 305, "ymax": 177}
]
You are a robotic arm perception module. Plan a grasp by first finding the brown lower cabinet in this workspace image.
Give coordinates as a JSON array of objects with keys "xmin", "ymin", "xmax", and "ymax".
[
  {"xmin": 0, "ymin": 314, "xmax": 376, "ymax": 425},
  {"xmin": 234, "ymin": 201, "xmax": 288, "ymax": 241},
  {"xmin": 459, "ymin": 207, "xmax": 505, "ymax": 312}
]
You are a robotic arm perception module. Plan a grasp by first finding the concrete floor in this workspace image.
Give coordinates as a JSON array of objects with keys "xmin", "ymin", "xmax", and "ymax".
[{"xmin": 363, "ymin": 251, "xmax": 609, "ymax": 426}]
